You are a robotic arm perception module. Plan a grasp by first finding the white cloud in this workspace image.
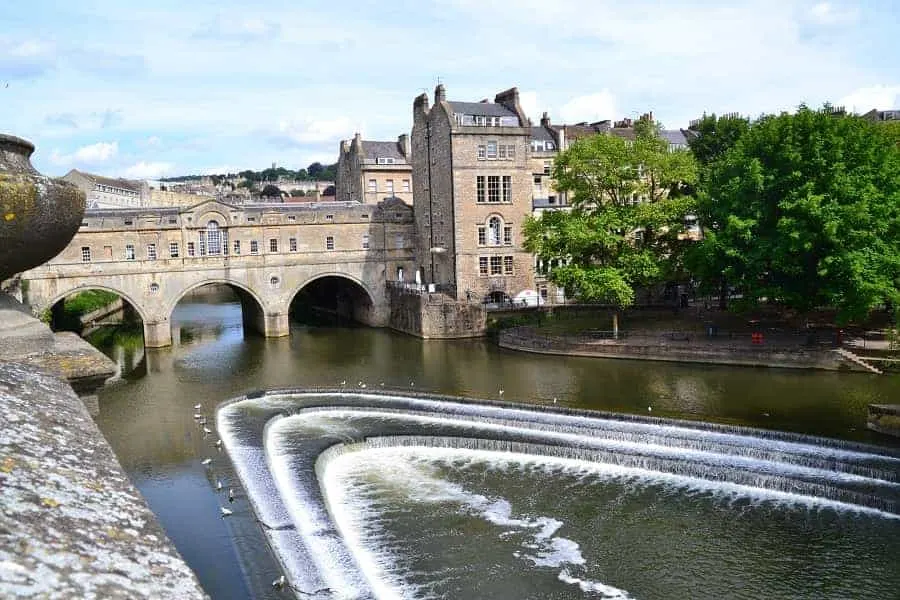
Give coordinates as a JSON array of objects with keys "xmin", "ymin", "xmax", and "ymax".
[
  {"xmin": 559, "ymin": 91, "xmax": 617, "ymax": 123},
  {"xmin": 808, "ymin": 2, "xmax": 858, "ymax": 25},
  {"xmin": 270, "ymin": 117, "xmax": 353, "ymax": 146},
  {"xmin": 840, "ymin": 85, "xmax": 900, "ymax": 113},
  {"xmin": 50, "ymin": 141, "xmax": 119, "ymax": 166},
  {"xmin": 122, "ymin": 161, "xmax": 173, "ymax": 179},
  {"xmin": 519, "ymin": 91, "xmax": 540, "ymax": 124}
]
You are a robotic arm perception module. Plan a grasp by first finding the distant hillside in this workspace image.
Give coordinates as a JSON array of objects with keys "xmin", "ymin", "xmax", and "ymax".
[{"xmin": 161, "ymin": 161, "xmax": 337, "ymax": 184}]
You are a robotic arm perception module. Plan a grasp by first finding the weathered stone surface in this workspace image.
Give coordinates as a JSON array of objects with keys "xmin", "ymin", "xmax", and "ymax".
[
  {"xmin": 0, "ymin": 362, "xmax": 208, "ymax": 599},
  {"xmin": 0, "ymin": 134, "xmax": 85, "ymax": 281}
]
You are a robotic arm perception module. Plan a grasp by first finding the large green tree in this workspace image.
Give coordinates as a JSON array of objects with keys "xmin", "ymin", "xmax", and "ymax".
[
  {"xmin": 690, "ymin": 106, "xmax": 900, "ymax": 321},
  {"xmin": 523, "ymin": 119, "xmax": 698, "ymax": 324}
]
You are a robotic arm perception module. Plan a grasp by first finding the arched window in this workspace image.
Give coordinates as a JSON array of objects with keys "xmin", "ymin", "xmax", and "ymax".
[
  {"xmin": 206, "ymin": 221, "xmax": 221, "ymax": 255},
  {"xmin": 488, "ymin": 216, "xmax": 502, "ymax": 246}
]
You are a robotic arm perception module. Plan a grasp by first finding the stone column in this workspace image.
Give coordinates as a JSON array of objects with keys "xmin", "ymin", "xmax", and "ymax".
[
  {"xmin": 143, "ymin": 320, "xmax": 172, "ymax": 348},
  {"xmin": 264, "ymin": 312, "xmax": 290, "ymax": 338}
]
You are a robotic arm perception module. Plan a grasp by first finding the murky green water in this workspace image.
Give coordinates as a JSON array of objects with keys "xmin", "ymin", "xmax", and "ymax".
[{"xmin": 90, "ymin": 298, "xmax": 900, "ymax": 599}]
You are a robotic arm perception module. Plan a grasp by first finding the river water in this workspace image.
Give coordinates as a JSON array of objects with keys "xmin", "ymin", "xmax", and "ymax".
[{"xmin": 90, "ymin": 297, "xmax": 900, "ymax": 599}]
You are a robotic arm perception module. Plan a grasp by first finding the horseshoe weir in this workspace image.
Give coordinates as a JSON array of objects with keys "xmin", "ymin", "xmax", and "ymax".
[{"xmin": 218, "ymin": 389, "xmax": 900, "ymax": 600}]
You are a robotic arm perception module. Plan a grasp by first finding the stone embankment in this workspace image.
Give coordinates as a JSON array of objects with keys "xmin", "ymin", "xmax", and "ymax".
[
  {"xmin": 0, "ymin": 293, "xmax": 207, "ymax": 598},
  {"xmin": 498, "ymin": 326, "xmax": 869, "ymax": 372}
]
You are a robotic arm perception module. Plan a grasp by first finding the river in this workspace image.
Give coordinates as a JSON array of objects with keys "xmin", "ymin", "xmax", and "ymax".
[{"xmin": 89, "ymin": 297, "xmax": 900, "ymax": 599}]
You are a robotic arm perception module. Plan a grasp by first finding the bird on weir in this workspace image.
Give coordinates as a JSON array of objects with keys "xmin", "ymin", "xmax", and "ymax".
[
  {"xmin": 221, "ymin": 507, "xmax": 233, "ymax": 517},
  {"xmin": 228, "ymin": 488, "xmax": 235, "ymax": 503},
  {"xmin": 201, "ymin": 458, "xmax": 212, "ymax": 466},
  {"xmin": 194, "ymin": 403, "xmax": 202, "ymax": 409},
  {"xmin": 273, "ymin": 575, "xmax": 286, "ymax": 590},
  {"xmin": 216, "ymin": 479, "xmax": 223, "ymax": 491}
]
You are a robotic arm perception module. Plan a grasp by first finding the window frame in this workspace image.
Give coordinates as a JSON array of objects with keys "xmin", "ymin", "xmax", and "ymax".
[
  {"xmin": 147, "ymin": 243, "xmax": 157, "ymax": 261},
  {"xmin": 81, "ymin": 246, "xmax": 91, "ymax": 263},
  {"xmin": 125, "ymin": 244, "xmax": 135, "ymax": 260},
  {"xmin": 169, "ymin": 242, "xmax": 179, "ymax": 258},
  {"xmin": 326, "ymin": 236, "xmax": 335, "ymax": 250}
]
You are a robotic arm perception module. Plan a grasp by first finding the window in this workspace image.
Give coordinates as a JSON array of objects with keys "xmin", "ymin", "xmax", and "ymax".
[
  {"xmin": 386, "ymin": 180, "xmax": 394, "ymax": 194},
  {"xmin": 477, "ymin": 226, "xmax": 486, "ymax": 246},
  {"xmin": 326, "ymin": 236, "xmax": 335, "ymax": 250},
  {"xmin": 368, "ymin": 179, "xmax": 376, "ymax": 192},
  {"xmin": 269, "ymin": 238, "xmax": 278, "ymax": 253},
  {"xmin": 325, "ymin": 214, "xmax": 334, "ymax": 221},
  {"xmin": 377, "ymin": 157, "xmax": 395, "ymax": 165},
  {"xmin": 502, "ymin": 176, "xmax": 512, "ymax": 202},
  {"xmin": 233, "ymin": 240, "xmax": 241, "ymax": 255},
  {"xmin": 488, "ymin": 216, "xmax": 502, "ymax": 245},
  {"xmin": 147, "ymin": 243, "xmax": 157, "ymax": 261},
  {"xmin": 362, "ymin": 234, "xmax": 370, "ymax": 249},
  {"xmin": 490, "ymin": 255, "xmax": 502, "ymax": 275},
  {"xmin": 479, "ymin": 257, "xmax": 489, "ymax": 276},
  {"xmin": 487, "ymin": 176, "xmax": 501, "ymax": 203},
  {"xmin": 503, "ymin": 255, "xmax": 514, "ymax": 275},
  {"xmin": 402, "ymin": 179, "xmax": 410, "ymax": 192},
  {"xmin": 289, "ymin": 237, "xmax": 297, "ymax": 252},
  {"xmin": 498, "ymin": 145, "xmax": 507, "ymax": 159},
  {"xmin": 544, "ymin": 161, "xmax": 552, "ymax": 175},
  {"xmin": 507, "ymin": 144, "xmax": 516, "ymax": 159},
  {"xmin": 198, "ymin": 231, "xmax": 207, "ymax": 256},
  {"xmin": 187, "ymin": 242, "xmax": 195, "ymax": 257},
  {"xmin": 503, "ymin": 225, "xmax": 512, "ymax": 245},
  {"xmin": 477, "ymin": 145, "xmax": 486, "ymax": 160},
  {"xmin": 476, "ymin": 176, "xmax": 486, "ymax": 203},
  {"xmin": 247, "ymin": 216, "xmax": 256, "ymax": 223},
  {"xmin": 81, "ymin": 247, "xmax": 91, "ymax": 262},
  {"xmin": 547, "ymin": 142, "xmax": 555, "ymax": 150},
  {"xmin": 548, "ymin": 195, "xmax": 557, "ymax": 205},
  {"xmin": 288, "ymin": 215, "xmax": 296, "ymax": 222},
  {"xmin": 125, "ymin": 244, "xmax": 135, "ymax": 260},
  {"xmin": 395, "ymin": 233, "xmax": 404, "ymax": 249},
  {"xmin": 206, "ymin": 221, "xmax": 221, "ymax": 255},
  {"xmin": 169, "ymin": 242, "xmax": 179, "ymax": 258},
  {"xmin": 486, "ymin": 141, "xmax": 497, "ymax": 159},
  {"xmin": 250, "ymin": 240, "xmax": 259, "ymax": 254}
]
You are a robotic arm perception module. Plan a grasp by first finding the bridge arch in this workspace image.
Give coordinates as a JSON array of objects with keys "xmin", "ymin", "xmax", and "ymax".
[
  {"xmin": 288, "ymin": 272, "xmax": 379, "ymax": 326},
  {"xmin": 44, "ymin": 284, "xmax": 149, "ymax": 324},
  {"xmin": 166, "ymin": 278, "xmax": 273, "ymax": 346}
]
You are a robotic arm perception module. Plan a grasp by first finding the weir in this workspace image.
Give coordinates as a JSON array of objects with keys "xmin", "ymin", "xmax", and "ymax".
[{"xmin": 218, "ymin": 390, "xmax": 900, "ymax": 600}]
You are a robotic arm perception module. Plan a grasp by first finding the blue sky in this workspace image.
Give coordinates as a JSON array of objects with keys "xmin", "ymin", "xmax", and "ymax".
[{"xmin": 1, "ymin": 0, "xmax": 898, "ymax": 179}]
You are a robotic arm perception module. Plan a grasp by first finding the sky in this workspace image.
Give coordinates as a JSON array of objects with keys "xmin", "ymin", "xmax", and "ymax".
[{"xmin": 1, "ymin": 0, "xmax": 898, "ymax": 179}]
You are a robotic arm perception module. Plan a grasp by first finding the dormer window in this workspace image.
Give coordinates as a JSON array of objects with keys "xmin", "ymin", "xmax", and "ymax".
[{"xmin": 376, "ymin": 157, "xmax": 396, "ymax": 165}]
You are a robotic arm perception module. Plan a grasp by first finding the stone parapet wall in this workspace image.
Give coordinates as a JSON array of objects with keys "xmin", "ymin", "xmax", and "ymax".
[
  {"xmin": 388, "ymin": 284, "xmax": 485, "ymax": 338},
  {"xmin": 499, "ymin": 327, "xmax": 858, "ymax": 371}
]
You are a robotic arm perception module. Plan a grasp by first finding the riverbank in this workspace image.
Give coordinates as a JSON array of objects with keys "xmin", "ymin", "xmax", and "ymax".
[{"xmin": 497, "ymin": 326, "xmax": 870, "ymax": 372}]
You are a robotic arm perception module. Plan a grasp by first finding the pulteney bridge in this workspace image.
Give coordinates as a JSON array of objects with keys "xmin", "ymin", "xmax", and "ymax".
[{"xmin": 21, "ymin": 198, "xmax": 416, "ymax": 347}]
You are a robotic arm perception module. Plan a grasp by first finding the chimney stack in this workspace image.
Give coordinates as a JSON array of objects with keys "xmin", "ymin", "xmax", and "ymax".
[
  {"xmin": 434, "ymin": 84, "xmax": 446, "ymax": 103},
  {"xmin": 540, "ymin": 112, "xmax": 551, "ymax": 128},
  {"xmin": 398, "ymin": 133, "xmax": 410, "ymax": 159}
]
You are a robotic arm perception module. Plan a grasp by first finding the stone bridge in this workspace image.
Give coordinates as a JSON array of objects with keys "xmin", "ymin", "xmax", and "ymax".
[{"xmin": 21, "ymin": 198, "xmax": 416, "ymax": 347}]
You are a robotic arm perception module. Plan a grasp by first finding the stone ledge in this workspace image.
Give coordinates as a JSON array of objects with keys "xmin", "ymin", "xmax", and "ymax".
[{"xmin": 0, "ymin": 361, "xmax": 208, "ymax": 598}]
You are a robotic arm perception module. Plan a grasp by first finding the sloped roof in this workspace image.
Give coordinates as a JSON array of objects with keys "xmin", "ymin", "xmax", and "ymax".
[
  {"xmin": 660, "ymin": 130, "xmax": 688, "ymax": 146},
  {"xmin": 530, "ymin": 126, "xmax": 556, "ymax": 143},
  {"xmin": 71, "ymin": 169, "xmax": 143, "ymax": 192},
  {"xmin": 448, "ymin": 101, "xmax": 517, "ymax": 118},
  {"xmin": 361, "ymin": 140, "xmax": 405, "ymax": 161}
]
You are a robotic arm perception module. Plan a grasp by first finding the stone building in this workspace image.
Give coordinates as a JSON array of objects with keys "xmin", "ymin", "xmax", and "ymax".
[
  {"xmin": 411, "ymin": 84, "xmax": 536, "ymax": 304},
  {"xmin": 862, "ymin": 108, "xmax": 900, "ymax": 123},
  {"xmin": 62, "ymin": 169, "xmax": 150, "ymax": 209},
  {"xmin": 336, "ymin": 133, "xmax": 413, "ymax": 205}
]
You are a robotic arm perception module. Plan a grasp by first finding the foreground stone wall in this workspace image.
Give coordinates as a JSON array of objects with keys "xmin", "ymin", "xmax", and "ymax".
[{"xmin": 0, "ymin": 362, "xmax": 207, "ymax": 598}]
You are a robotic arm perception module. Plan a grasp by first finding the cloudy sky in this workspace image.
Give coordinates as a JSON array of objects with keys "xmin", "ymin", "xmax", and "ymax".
[{"xmin": 1, "ymin": 0, "xmax": 898, "ymax": 179}]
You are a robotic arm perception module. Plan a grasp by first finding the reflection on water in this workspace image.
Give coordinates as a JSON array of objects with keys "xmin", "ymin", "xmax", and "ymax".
[{"xmin": 89, "ymin": 299, "xmax": 900, "ymax": 599}]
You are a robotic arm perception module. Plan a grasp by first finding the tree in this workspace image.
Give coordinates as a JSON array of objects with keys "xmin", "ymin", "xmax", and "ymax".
[
  {"xmin": 690, "ymin": 106, "xmax": 900, "ymax": 322},
  {"xmin": 307, "ymin": 162, "xmax": 325, "ymax": 179},
  {"xmin": 524, "ymin": 118, "xmax": 698, "ymax": 333},
  {"xmin": 260, "ymin": 184, "xmax": 283, "ymax": 198}
]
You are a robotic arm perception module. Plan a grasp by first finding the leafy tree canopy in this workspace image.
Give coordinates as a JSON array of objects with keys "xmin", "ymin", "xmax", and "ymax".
[
  {"xmin": 260, "ymin": 184, "xmax": 283, "ymax": 198},
  {"xmin": 689, "ymin": 105, "xmax": 900, "ymax": 321},
  {"xmin": 524, "ymin": 118, "xmax": 698, "ymax": 308}
]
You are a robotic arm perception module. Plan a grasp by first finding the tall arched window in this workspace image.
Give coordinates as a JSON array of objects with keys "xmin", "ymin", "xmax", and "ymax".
[
  {"xmin": 488, "ymin": 216, "xmax": 502, "ymax": 246},
  {"xmin": 206, "ymin": 221, "xmax": 221, "ymax": 256}
]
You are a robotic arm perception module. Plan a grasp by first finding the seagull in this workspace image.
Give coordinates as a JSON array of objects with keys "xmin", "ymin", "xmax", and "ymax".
[
  {"xmin": 499, "ymin": 388, "xmax": 504, "ymax": 396},
  {"xmin": 340, "ymin": 380, "xmax": 346, "ymax": 386},
  {"xmin": 201, "ymin": 458, "xmax": 212, "ymax": 466},
  {"xmin": 228, "ymin": 488, "xmax": 235, "ymax": 503},
  {"xmin": 193, "ymin": 413, "xmax": 202, "ymax": 420},
  {"xmin": 379, "ymin": 382, "xmax": 384, "ymax": 387},
  {"xmin": 360, "ymin": 383, "xmax": 367, "ymax": 389},
  {"xmin": 221, "ymin": 507, "xmax": 233, "ymax": 517},
  {"xmin": 410, "ymin": 381, "xmax": 415, "ymax": 387},
  {"xmin": 762, "ymin": 412, "xmax": 770, "ymax": 417},
  {"xmin": 216, "ymin": 479, "xmax": 223, "ymax": 491},
  {"xmin": 203, "ymin": 426, "xmax": 212, "ymax": 435},
  {"xmin": 215, "ymin": 439, "xmax": 222, "ymax": 449},
  {"xmin": 272, "ymin": 575, "xmax": 286, "ymax": 590},
  {"xmin": 553, "ymin": 397, "xmax": 558, "ymax": 404},
  {"xmin": 647, "ymin": 406, "xmax": 652, "ymax": 413},
  {"xmin": 194, "ymin": 403, "xmax": 202, "ymax": 409}
]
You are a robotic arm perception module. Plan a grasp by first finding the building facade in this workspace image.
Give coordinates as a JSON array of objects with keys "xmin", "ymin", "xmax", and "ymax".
[
  {"xmin": 411, "ymin": 84, "xmax": 536, "ymax": 304},
  {"xmin": 336, "ymin": 133, "xmax": 413, "ymax": 205},
  {"xmin": 62, "ymin": 170, "xmax": 150, "ymax": 209}
]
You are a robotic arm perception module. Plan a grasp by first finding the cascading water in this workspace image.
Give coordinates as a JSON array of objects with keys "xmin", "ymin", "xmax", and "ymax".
[{"xmin": 217, "ymin": 390, "xmax": 900, "ymax": 600}]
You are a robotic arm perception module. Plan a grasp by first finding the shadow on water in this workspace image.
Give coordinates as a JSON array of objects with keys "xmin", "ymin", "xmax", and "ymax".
[{"xmin": 84, "ymin": 298, "xmax": 900, "ymax": 599}]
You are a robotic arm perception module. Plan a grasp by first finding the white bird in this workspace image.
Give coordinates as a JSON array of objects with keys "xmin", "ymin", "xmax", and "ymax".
[
  {"xmin": 379, "ymin": 382, "xmax": 384, "ymax": 387},
  {"xmin": 220, "ymin": 507, "xmax": 233, "ymax": 517},
  {"xmin": 194, "ymin": 403, "xmax": 202, "ymax": 410},
  {"xmin": 215, "ymin": 439, "xmax": 222, "ymax": 449},
  {"xmin": 360, "ymin": 383, "xmax": 367, "ymax": 389},
  {"xmin": 203, "ymin": 427, "xmax": 212, "ymax": 435},
  {"xmin": 340, "ymin": 380, "xmax": 346, "ymax": 386},
  {"xmin": 216, "ymin": 479, "xmax": 223, "ymax": 491},
  {"xmin": 410, "ymin": 381, "xmax": 415, "ymax": 387},
  {"xmin": 272, "ymin": 575, "xmax": 286, "ymax": 589},
  {"xmin": 228, "ymin": 488, "xmax": 235, "ymax": 503},
  {"xmin": 553, "ymin": 397, "xmax": 558, "ymax": 404},
  {"xmin": 762, "ymin": 412, "xmax": 770, "ymax": 417},
  {"xmin": 201, "ymin": 458, "xmax": 212, "ymax": 466},
  {"xmin": 193, "ymin": 413, "xmax": 202, "ymax": 420},
  {"xmin": 647, "ymin": 406, "xmax": 652, "ymax": 413},
  {"xmin": 499, "ymin": 389, "xmax": 504, "ymax": 396}
]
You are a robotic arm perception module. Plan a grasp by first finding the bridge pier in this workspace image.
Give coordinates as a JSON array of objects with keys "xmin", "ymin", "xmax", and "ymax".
[
  {"xmin": 264, "ymin": 313, "xmax": 290, "ymax": 338},
  {"xmin": 144, "ymin": 320, "xmax": 172, "ymax": 348}
]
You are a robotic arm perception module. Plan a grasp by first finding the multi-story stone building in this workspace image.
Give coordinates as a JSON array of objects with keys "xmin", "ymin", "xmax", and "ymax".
[
  {"xmin": 336, "ymin": 133, "xmax": 413, "ymax": 205},
  {"xmin": 862, "ymin": 108, "xmax": 900, "ymax": 123},
  {"xmin": 411, "ymin": 84, "xmax": 536, "ymax": 304},
  {"xmin": 62, "ymin": 169, "xmax": 150, "ymax": 209}
]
